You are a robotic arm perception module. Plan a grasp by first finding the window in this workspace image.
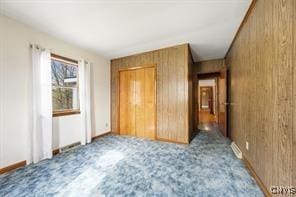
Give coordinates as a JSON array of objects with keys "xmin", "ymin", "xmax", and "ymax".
[{"xmin": 51, "ymin": 54, "xmax": 80, "ymax": 117}]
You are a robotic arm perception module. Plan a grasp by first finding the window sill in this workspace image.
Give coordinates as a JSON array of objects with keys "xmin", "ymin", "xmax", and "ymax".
[{"xmin": 53, "ymin": 110, "xmax": 81, "ymax": 117}]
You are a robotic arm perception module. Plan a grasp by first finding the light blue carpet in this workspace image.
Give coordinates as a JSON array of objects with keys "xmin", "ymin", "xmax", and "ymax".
[{"xmin": 0, "ymin": 128, "xmax": 263, "ymax": 197}]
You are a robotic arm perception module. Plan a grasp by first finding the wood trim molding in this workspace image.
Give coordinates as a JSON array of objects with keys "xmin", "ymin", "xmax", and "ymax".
[
  {"xmin": 53, "ymin": 110, "xmax": 81, "ymax": 117},
  {"xmin": 224, "ymin": 0, "xmax": 257, "ymax": 58},
  {"xmin": 0, "ymin": 160, "xmax": 26, "ymax": 174},
  {"xmin": 91, "ymin": 131, "xmax": 112, "ymax": 141},
  {"xmin": 51, "ymin": 53, "xmax": 78, "ymax": 65},
  {"xmin": 243, "ymin": 157, "xmax": 271, "ymax": 197},
  {"xmin": 118, "ymin": 64, "xmax": 156, "ymax": 72},
  {"xmin": 52, "ymin": 149, "xmax": 60, "ymax": 155}
]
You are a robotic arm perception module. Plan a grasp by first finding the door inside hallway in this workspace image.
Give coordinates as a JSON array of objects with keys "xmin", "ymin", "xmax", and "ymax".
[{"xmin": 198, "ymin": 79, "xmax": 217, "ymax": 124}]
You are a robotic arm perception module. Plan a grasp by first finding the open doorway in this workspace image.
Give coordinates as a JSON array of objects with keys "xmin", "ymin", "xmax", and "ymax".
[
  {"xmin": 194, "ymin": 71, "xmax": 229, "ymax": 136},
  {"xmin": 198, "ymin": 79, "xmax": 217, "ymax": 124}
]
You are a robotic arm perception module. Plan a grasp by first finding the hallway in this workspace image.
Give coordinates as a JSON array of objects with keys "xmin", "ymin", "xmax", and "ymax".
[
  {"xmin": 199, "ymin": 111, "xmax": 217, "ymax": 124},
  {"xmin": 198, "ymin": 122, "xmax": 218, "ymax": 132}
]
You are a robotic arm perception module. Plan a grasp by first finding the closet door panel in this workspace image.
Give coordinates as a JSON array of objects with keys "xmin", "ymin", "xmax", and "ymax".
[
  {"xmin": 119, "ymin": 71, "xmax": 128, "ymax": 135},
  {"xmin": 135, "ymin": 68, "xmax": 145, "ymax": 138},
  {"xmin": 119, "ymin": 66, "xmax": 155, "ymax": 139},
  {"xmin": 119, "ymin": 70, "xmax": 136, "ymax": 136},
  {"xmin": 144, "ymin": 67, "xmax": 156, "ymax": 139},
  {"xmin": 130, "ymin": 71, "xmax": 136, "ymax": 136}
]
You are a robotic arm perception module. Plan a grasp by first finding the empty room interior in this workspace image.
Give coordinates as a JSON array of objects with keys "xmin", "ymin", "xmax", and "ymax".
[{"xmin": 0, "ymin": 0, "xmax": 295, "ymax": 196}]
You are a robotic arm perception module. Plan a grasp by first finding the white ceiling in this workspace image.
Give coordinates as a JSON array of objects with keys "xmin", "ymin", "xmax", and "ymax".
[{"xmin": 0, "ymin": 0, "xmax": 251, "ymax": 61}]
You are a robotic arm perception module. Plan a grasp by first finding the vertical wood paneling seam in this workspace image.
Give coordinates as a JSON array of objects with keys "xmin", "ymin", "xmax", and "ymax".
[{"xmin": 291, "ymin": 0, "xmax": 296, "ymax": 187}]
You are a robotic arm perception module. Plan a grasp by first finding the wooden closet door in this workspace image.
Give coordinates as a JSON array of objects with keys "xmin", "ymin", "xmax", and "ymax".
[
  {"xmin": 119, "ymin": 66, "xmax": 155, "ymax": 139},
  {"xmin": 135, "ymin": 68, "xmax": 145, "ymax": 138},
  {"xmin": 135, "ymin": 67, "xmax": 155, "ymax": 139},
  {"xmin": 119, "ymin": 70, "xmax": 136, "ymax": 136},
  {"xmin": 143, "ymin": 67, "xmax": 156, "ymax": 139}
]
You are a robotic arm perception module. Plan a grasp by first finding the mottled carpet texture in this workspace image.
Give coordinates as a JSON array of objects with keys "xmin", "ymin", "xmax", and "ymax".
[{"xmin": 0, "ymin": 128, "xmax": 263, "ymax": 197}]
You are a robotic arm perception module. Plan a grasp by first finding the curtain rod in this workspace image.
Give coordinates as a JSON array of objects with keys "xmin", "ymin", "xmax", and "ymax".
[
  {"xmin": 30, "ymin": 44, "xmax": 46, "ymax": 51},
  {"xmin": 30, "ymin": 44, "xmax": 90, "ymax": 63}
]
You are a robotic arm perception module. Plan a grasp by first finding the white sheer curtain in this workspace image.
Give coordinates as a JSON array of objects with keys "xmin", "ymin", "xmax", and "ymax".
[
  {"xmin": 31, "ymin": 45, "xmax": 53, "ymax": 163},
  {"xmin": 79, "ymin": 60, "xmax": 92, "ymax": 145}
]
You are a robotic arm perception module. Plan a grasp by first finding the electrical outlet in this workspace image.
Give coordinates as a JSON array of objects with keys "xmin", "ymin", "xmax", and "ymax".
[
  {"xmin": 246, "ymin": 141, "xmax": 249, "ymax": 150},
  {"xmin": 105, "ymin": 123, "xmax": 109, "ymax": 128}
]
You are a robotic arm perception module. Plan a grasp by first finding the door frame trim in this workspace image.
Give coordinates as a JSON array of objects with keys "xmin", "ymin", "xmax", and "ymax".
[{"xmin": 118, "ymin": 64, "xmax": 157, "ymax": 140}]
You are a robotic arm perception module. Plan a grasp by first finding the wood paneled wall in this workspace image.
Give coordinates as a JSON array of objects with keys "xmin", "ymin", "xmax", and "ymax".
[
  {"xmin": 111, "ymin": 44, "xmax": 193, "ymax": 143},
  {"xmin": 293, "ymin": 0, "xmax": 296, "ymax": 188},
  {"xmin": 194, "ymin": 59, "xmax": 225, "ymax": 74},
  {"xmin": 225, "ymin": 0, "xmax": 295, "ymax": 191}
]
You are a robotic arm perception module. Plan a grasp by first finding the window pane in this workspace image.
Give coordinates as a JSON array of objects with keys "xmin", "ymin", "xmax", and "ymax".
[
  {"xmin": 52, "ymin": 87, "xmax": 79, "ymax": 111},
  {"xmin": 51, "ymin": 59, "xmax": 78, "ymax": 87}
]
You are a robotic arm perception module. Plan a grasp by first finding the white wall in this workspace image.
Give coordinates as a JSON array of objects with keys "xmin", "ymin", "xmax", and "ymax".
[
  {"xmin": 0, "ymin": 14, "xmax": 110, "ymax": 168},
  {"xmin": 52, "ymin": 116, "xmax": 83, "ymax": 150}
]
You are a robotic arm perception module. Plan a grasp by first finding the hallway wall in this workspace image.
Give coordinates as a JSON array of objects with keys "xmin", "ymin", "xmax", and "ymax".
[
  {"xmin": 194, "ymin": 59, "xmax": 224, "ymax": 74},
  {"xmin": 225, "ymin": 0, "xmax": 295, "ymax": 192}
]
